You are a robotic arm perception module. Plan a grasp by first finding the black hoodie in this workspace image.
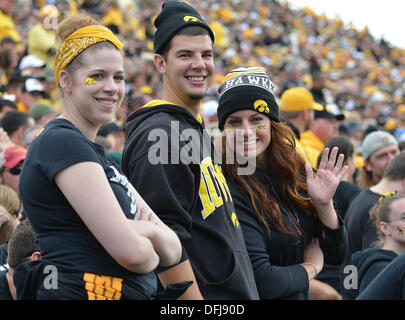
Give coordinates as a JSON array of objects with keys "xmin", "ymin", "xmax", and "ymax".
[
  {"xmin": 122, "ymin": 100, "xmax": 259, "ymax": 300},
  {"xmin": 351, "ymin": 247, "xmax": 397, "ymax": 295}
]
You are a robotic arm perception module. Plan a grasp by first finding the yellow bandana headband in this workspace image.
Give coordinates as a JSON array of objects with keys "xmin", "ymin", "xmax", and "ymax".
[{"xmin": 54, "ymin": 25, "xmax": 123, "ymax": 85}]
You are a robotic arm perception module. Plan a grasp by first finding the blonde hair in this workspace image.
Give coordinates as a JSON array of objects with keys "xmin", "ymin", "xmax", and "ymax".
[
  {"xmin": 370, "ymin": 194, "xmax": 405, "ymax": 247},
  {"xmin": 55, "ymin": 14, "xmax": 98, "ymax": 44},
  {"xmin": 0, "ymin": 205, "xmax": 13, "ymax": 244},
  {"xmin": 356, "ymin": 167, "xmax": 374, "ymax": 189},
  {"xmin": 54, "ymin": 14, "xmax": 122, "ymax": 86},
  {"xmin": 0, "ymin": 184, "xmax": 20, "ymax": 217}
]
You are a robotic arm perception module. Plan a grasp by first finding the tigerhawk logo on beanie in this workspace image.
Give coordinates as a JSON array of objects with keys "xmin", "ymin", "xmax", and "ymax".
[
  {"xmin": 254, "ymin": 100, "xmax": 269, "ymax": 114},
  {"xmin": 183, "ymin": 16, "xmax": 203, "ymax": 23}
]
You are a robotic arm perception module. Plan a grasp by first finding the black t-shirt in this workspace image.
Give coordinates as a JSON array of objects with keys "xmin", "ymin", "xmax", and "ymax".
[
  {"xmin": 344, "ymin": 189, "xmax": 380, "ymax": 258},
  {"xmin": 19, "ymin": 119, "xmax": 156, "ymax": 299},
  {"xmin": 333, "ymin": 181, "xmax": 363, "ymax": 220},
  {"xmin": 341, "ymin": 188, "xmax": 380, "ymax": 299},
  {"xmin": 0, "ymin": 270, "xmax": 12, "ymax": 300},
  {"xmin": 0, "ymin": 243, "xmax": 8, "ymax": 269}
]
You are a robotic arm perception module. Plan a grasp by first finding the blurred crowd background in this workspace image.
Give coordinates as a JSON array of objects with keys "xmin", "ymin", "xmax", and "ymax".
[{"xmin": 0, "ymin": 0, "xmax": 405, "ymax": 153}]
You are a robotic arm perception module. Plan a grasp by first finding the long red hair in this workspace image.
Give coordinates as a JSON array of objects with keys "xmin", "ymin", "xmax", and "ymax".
[{"xmin": 221, "ymin": 121, "xmax": 317, "ymax": 241}]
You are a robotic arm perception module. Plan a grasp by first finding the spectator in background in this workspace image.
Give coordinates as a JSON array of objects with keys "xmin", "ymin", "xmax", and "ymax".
[
  {"xmin": 11, "ymin": 77, "xmax": 46, "ymax": 113},
  {"xmin": 0, "ymin": 206, "xmax": 13, "ymax": 250},
  {"xmin": 0, "ymin": 98, "xmax": 16, "ymax": 120},
  {"xmin": 310, "ymin": 71, "xmax": 328, "ymax": 106},
  {"xmin": 28, "ymin": 103, "xmax": 58, "ymax": 126},
  {"xmin": 18, "ymin": 55, "xmax": 46, "ymax": 78},
  {"xmin": 280, "ymin": 63, "xmax": 306, "ymax": 95},
  {"xmin": 126, "ymin": 94, "xmax": 152, "ymax": 115},
  {"xmin": 0, "ymin": 0, "xmax": 20, "ymax": 43},
  {"xmin": 351, "ymin": 193, "xmax": 405, "ymax": 296},
  {"xmin": 37, "ymin": 66, "xmax": 59, "ymax": 108},
  {"xmin": 0, "ymin": 127, "xmax": 12, "ymax": 153},
  {"xmin": 201, "ymin": 99, "xmax": 219, "ymax": 130},
  {"xmin": 357, "ymin": 130, "xmax": 399, "ymax": 189},
  {"xmin": 4, "ymin": 74, "xmax": 24, "ymax": 105},
  {"xmin": 21, "ymin": 124, "xmax": 43, "ymax": 148},
  {"xmin": 28, "ymin": 5, "xmax": 59, "ymax": 68},
  {"xmin": 0, "ymin": 184, "xmax": 21, "ymax": 268},
  {"xmin": 0, "ymin": 184, "xmax": 21, "ymax": 221},
  {"xmin": 356, "ymin": 251, "xmax": 405, "ymax": 300},
  {"xmin": 0, "ymin": 220, "xmax": 40, "ymax": 300},
  {"xmin": 0, "ymin": 47, "xmax": 18, "ymax": 87},
  {"xmin": 1, "ymin": 110, "xmax": 35, "ymax": 146},
  {"xmin": 343, "ymin": 151, "xmax": 405, "ymax": 299},
  {"xmin": 300, "ymin": 103, "xmax": 345, "ymax": 162},
  {"xmin": 0, "ymin": 36, "xmax": 17, "ymax": 50},
  {"xmin": 280, "ymin": 87, "xmax": 324, "ymax": 168},
  {"xmin": 0, "ymin": 145, "xmax": 26, "ymax": 194},
  {"xmin": 97, "ymin": 121, "xmax": 125, "ymax": 153}
]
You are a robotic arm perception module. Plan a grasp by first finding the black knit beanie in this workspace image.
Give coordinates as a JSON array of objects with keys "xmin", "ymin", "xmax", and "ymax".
[
  {"xmin": 217, "ymin": 67, "xmax": 279, "ymax": 130},
  {"xmin": 153, "ymin": 1, "xmax": 215, "ymax": 54}
]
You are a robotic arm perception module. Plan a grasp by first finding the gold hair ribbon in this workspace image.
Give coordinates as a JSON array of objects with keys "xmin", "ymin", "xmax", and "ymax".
[
  {"xmin": 54, "ymin": 25, "xmax": 123, "ymax": 85},
  {"xmin": 378, "ymin": 191, "xmax": 398, "ymax": 203}
]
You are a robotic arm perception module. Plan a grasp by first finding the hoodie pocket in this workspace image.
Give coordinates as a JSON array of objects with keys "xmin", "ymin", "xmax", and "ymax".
[{"xmin": 201, "ymin": 249, "xmax": 259, "ymax": 300}]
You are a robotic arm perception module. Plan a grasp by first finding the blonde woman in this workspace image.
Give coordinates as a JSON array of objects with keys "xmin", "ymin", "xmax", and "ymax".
[
  {"xmin": 352, "ymin": 193, "xmax": 405, "ymax": 294},
  {"xmin": 19, "ymin": 15, "xmax": 182, "ymax": 300},
  {"xmin": 0, "ymin": 184, "xmax": 21, "ymax": 219},
  {"xmin": 0, "ymin": 185, "xmax": 20, "ymax": 267}
]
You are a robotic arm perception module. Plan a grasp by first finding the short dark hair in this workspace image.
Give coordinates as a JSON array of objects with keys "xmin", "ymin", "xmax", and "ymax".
[
  {"xmin": 158, "ymin": 25, "xmax": 212, "ymax": 58},
  {"xmin": 6, "ymin": 74, "xmax": 25, "ymax": 90},
  {"xmin": 7, "ymin": 220, "xmax": 38, "ymax": 269},
  {"xmin": 317, "ymin": 135, "xmax": 354, "ymax": 168},
  {"xmin": 0, "ymin": 98, "xmax": 16, "ymax": 112},
  {"xmin": 383, "ymin": 151, "xmax": 405, "ymax": 180},
  {"xmin": 1, "ymin": 110, "xmax": 32, "ymax": 136},
  {"xmin": 127, "ymin": 94, "xmax": 150, "ymax": 113}
]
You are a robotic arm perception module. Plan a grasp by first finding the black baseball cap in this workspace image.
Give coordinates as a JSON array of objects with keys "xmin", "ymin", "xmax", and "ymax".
[{"xmin": 315, "ymin": 103, "xmax": 345, "ymax": 120}]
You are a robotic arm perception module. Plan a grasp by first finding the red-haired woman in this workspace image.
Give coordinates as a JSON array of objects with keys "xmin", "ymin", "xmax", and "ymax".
[{"xmin": 216, "ymin": 67, "xmax": 348, "ymax": 299}]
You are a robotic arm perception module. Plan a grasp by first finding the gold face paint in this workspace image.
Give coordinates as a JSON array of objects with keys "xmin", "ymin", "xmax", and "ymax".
[
  {"xmin": 256, "ymin": 125, "xmax": 266, "ymax": 130},
  {"xmin": 85, "ymin": 77, "xmax": 96, "ymax": 85},
  {"xmin": 398, "ymin": 226, "xmax": 403, "ymax": 235},
  {"xmin": 225, "ymin": 126, "xmax": 231, "ymax": 132}
]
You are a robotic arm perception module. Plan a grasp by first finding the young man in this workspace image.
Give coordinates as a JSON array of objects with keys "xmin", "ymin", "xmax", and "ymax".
[
  {"xmin": 280, "ymin": 86, "xmax": 323, "ymax": 168},
  {"xmin": 122, "ymin": 1, "xmax": 258, "ymax": 300},
  {"xmin": 0, "ymin": 220, "xmax": 41, "ymax": 300},
  {"xmin": 1, "ymin": 110, "xmax": 35, "ymax": 146},
  {"xmin": 357, "ymin": 130, "xmax": 399, "ymax": 189},
  {"xmin": 300, "ymin": 103, "xmax": 345, "ymax": 164}
]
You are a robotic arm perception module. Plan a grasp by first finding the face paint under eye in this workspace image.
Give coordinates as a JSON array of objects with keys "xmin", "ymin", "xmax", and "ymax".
[
  {"xmin": 85, "ymin": 77, "xmax": 96, "ymax": 85},
  {"xmin": 256, "ymin": 125, "xmax": 266, "ymax": 130},
  {"xmin": 225, "ymin": 126, "xmax": 231, "ymax": 132},
  {"xmin": 398, "ymin": 226, "xmax": 403, "ymax": 235}
]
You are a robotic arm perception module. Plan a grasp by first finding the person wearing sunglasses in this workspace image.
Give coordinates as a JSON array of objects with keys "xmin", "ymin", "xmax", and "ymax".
[{"xmin": 0, "ymin": 145, "xmax": 27, "ymax": 194}]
